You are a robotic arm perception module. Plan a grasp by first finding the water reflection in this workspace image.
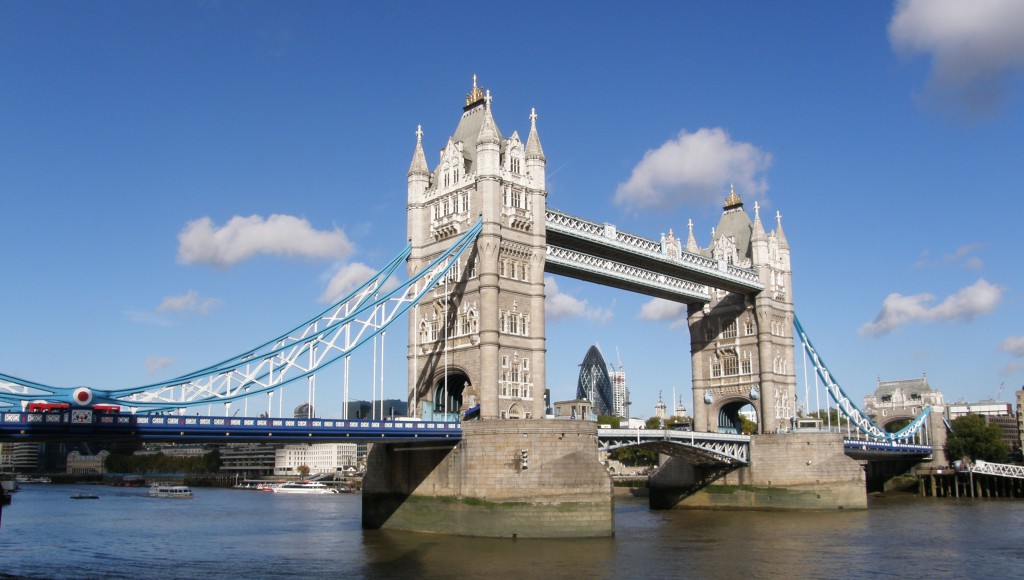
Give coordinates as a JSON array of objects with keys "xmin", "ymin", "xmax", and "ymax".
[{"xmin": 1, "ymin": 487, "xmax": 1022, "ymax": 579}]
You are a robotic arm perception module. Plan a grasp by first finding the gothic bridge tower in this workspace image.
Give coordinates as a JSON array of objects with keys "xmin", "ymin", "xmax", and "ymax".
[
  {"xmin": 686, "ymin": 187, "xmax": 796, "ymax": 434},
  {"xmin": 406, "ymin": 77, "xmax": 548, "ymax": 421}
]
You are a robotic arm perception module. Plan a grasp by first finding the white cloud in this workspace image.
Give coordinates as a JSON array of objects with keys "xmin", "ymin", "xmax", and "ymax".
[
  {"xmin": 545, "ymin": 277, "xmax": 612, "ymax": 322},
  {"xmin": 614, "ymin": 127, "xmax": 772, "ymax": 210},
  {"xmin": 145, "ymin": 356, "xmax": 176, "ymax": 375},
  {"xmin": 913, "ymin": 243, "xmax": 985, "ymax": 270},
  {"xmin": 860, "ymin": 279, "xmax": 1002, "ymax": 336},
  {"xmin": 638, "ymin": 298, "xmax": 689, "ymax": 330},
  {"xmin": 156, "ymin": 290, "xmax": 221, "ymax": 315},
  {"xmin": 177, "ymin": 214, "xmax": 353, "ymax": 268},
  {"xmin": 320, "ymin": 262, "xmax": 399, "ymax": 304},
  {"xmin": 999, "ymin": 336, "xmax": 1024, "ymax": 357},
  {"xmin": 962, "ymin": 256, "xmax": 984, "ymax": 270},
  {"xmin": 638, "ymin": 298, "xmax": 686, "ymax": 321},
  {"xmin": 1002, "ymin": 360, "xmax": 1024, "ymax": 376},
  {"xmin": 889, "ymin": 0, "xmax": 1024, "ymax": 115}
]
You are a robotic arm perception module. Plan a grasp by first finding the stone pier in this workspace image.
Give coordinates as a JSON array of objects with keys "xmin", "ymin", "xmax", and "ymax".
[
  {"xmin": 362, "ymin": 419, "xmax": 613, "ymax": 537},
  {"xmin": 650, "ymin": 432, "xmax": 866, "ymax": 510}
]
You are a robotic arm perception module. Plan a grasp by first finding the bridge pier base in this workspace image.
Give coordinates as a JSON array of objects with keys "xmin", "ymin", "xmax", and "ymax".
[
  {"xmin": 650, "ymin": 432, "xmax": 866, "ymax": 510},
  {"xmin": 362, "ymin": 419, "xmax": 613, "ymax": 537}
]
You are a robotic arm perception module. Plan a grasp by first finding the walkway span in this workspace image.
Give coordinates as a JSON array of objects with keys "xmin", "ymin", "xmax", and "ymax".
[{"xmin": 545, "ymin": 208, "xmax": 763, "ymax": 302}]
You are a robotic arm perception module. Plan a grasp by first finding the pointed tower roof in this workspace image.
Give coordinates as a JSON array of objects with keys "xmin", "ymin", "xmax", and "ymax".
[
  {"xmin": 408, "ymin": 124, "xmax": 429, "ymax": 176},
  {"xmin": 751, "ymin": 201, "xmax": 767, "ymax": 242},
  {"xmin": 775, "ymin": 211, "xmax": 789, "ymax": 249},
  {"xmin": 477, "ymin": 93, "xmax": 500, "ymax": 145},
  {"xmin": 709, "ymin": 185, "xmax": 754, "ymax": 261},
  {"xmin": 525, "ymin": 107, "xmax": 545, "ymax": 161},
  {"xmin": 447, "ymin": 75, "xmax": 503, "ymax": 174},
  {"xmin": 685, "ymin": 219, "xmax": 699, "ymax": 252}
]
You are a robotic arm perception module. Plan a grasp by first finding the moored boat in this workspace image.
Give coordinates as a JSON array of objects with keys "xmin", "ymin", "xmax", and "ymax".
[
  {"xmin": 271, "ymin": 481, "xmax": 338, "ymax": 495},
  {"xmin": 148, "ymin": 484, "xmax": 193, "ymax": 498}
]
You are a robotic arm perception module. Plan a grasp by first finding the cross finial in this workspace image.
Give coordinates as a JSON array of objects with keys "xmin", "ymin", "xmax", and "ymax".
[
  {"xmin": 485, "ymin": 89, "xmax": 492, "ymax": 107},
  {"xmin": 687, "ymin": 219, "xmax": 693, "ymax": 233},
  {"xmin": 776, "ymin": 210, "xmax": 782, "ymax": 225},
  {"xmin": 415, "ymin": 124, "xmax": 423, "ymax": 143},
  {"xmin": 473, "ymin": 74, "xmax": 477, "ymax": 89},
  {"xmin": 530, "ymin": 107, "xmax": 538, "ymax": 126},
  {"xmin": 754, "ymin": 201, "xmax": 760, "ymax": 220}
]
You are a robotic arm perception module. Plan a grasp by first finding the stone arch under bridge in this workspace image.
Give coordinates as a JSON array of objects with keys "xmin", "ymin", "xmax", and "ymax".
[{"xmin": 715, "ymin": 397, "xmax": 759, "ymax": 434}]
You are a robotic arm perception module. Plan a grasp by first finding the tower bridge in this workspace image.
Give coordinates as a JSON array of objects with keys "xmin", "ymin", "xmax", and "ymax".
[{"xmin": 1, "ymin": 77, "xmax": 940, "ymax": 538}]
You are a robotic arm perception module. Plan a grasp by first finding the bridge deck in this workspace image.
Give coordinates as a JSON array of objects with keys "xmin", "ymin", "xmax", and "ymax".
[
  {"xmin": 598, "ymin": 428, "xmax": 751, "ymax": 465},
  {"xmin": 0, "ymin": 411, "xmax": 461, "ymax": 443}
]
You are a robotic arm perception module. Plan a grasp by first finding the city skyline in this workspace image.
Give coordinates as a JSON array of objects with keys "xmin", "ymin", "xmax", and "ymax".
[{"xmin": 2, "ymin": 2, "xmax": 1023, "ymax": 420}]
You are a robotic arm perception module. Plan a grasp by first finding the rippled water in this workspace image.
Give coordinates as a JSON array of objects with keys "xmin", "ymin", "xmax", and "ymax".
[{"xmin": 1, "ymin": 484, "xmax": 1022, "ymax": 579}]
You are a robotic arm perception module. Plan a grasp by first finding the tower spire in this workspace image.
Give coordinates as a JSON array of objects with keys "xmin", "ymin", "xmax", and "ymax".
[
  {"xmin": 685, "ymin": 219, "xmax": 699, "ymax": 252},
  {"xmin": 525, "ymin": 107, "xmax": 545, "ymax": 161},
  {"xmin": 477, "ymin": 102, "xmax": 499, "ymax": 145},
  {"xmin": 752, "ymin": 200, "xmax": 767, "ymax": 241},
  {"xmin": 408, "ymin": 124, "xmax": 429, "ymax": 177},
  {"xmin": 775, "ymin": 211, "xmax": 789, "ymax": 249}
]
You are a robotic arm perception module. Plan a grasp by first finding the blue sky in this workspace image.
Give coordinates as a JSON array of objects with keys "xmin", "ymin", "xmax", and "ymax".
[{"xmin": 2, "ymin": 1, "xmax": 1023, "ymax": 419}]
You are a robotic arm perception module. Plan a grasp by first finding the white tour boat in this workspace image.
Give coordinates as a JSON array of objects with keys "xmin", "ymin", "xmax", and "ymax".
[
  {"xmin": 148, "ymin": 484, "xmax": 194, "ymax": 498},
  {"xmin": 271, "ymin": 481, "xmax": 338, "ymax": 495}
]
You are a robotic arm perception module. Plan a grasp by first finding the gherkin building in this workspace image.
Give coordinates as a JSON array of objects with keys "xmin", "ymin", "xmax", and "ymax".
[{"xmin": 576, "ymin": 345, "xmax": 613, "ymax": 416}]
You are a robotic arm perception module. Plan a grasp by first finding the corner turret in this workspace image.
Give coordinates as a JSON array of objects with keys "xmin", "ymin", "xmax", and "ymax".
[
  {"xmin": 525, "ymin": 108, "xmax": 546, "ymax": 186},
  {"xmin": 408, "ymin": 125, "xmax": 430, "ymax": 199},
  {"xmin": 476, "ymin": 92, "xmax": 500, "ymax": 177},
  {"xmin": 750, "ymin": 201, "xmax": 768, "ymax": 266}
]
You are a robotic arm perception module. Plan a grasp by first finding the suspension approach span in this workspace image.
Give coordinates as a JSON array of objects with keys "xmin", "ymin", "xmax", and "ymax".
[
  {"xmin": 795, "ymin": 316, "xmax": 929, "ymax": 442},
  {"xmin": 0, "ymin": 219, "xmax": 483, "ymax": 413}
]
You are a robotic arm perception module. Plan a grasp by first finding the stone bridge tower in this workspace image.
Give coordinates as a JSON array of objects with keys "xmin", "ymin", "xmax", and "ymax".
[
  {"xmin": 686, "ymin": 188, "xmax": 797, "ymax": 434},
  {"xmin": 406, "ymin": 77, "xmax": 548, "ymax": 421}
]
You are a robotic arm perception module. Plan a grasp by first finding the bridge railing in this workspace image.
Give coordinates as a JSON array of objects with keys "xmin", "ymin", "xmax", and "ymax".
[{"xmin": 970, "ymin": 460, "xmax": 1024, "ymax": 480}]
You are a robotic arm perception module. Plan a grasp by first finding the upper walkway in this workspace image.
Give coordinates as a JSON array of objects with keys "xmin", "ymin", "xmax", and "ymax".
[{"xmin": 545, "ymin": 209, "xmax": 764, "ymax": 303}]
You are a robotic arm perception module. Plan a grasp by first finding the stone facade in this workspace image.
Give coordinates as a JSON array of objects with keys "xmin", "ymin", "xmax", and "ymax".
[
  {"xmin": 406, "ymin": 77, "xmax": 547, "ymax": 421},
  {"xmin": 864, "ymin": 375, "xmax": 944, "ymax": 428},
  {"xmin": 362, "ymin": 419, "xmax": 613, "ymax": 537},
  {"xmin": 687, "ymin": 190, "xmax": 796, "ymax": 435},
  {"xmin": 651, "ymin": 433, "xmax": 866, "ymax": 510},
  {"xmin": 1019, "ymin": 388, "xmax": 1024, "ymax": 455}
]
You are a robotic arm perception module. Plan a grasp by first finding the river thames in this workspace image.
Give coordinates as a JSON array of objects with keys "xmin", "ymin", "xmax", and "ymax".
[{"xmin": 1, "ymin": 484, "xmax": 1021, "ymax": 579}]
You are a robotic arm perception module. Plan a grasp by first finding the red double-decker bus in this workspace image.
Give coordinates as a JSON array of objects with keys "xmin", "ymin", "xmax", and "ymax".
[{"xmin": 26, "ymin": 402, "xmax": 70, "ymax": 413}]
